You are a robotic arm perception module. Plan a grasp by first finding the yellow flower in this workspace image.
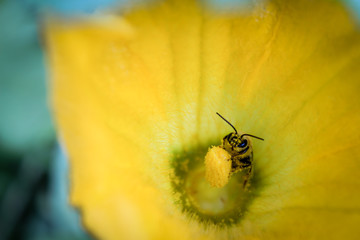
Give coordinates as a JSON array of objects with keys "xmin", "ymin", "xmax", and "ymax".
[{"xmin": 45, "ymin": 0, "xmax": 360, "ymax": 239}]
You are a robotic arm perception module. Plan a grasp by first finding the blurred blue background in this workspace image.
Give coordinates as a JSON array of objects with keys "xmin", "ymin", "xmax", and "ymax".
[{"xmin": 0, "ymin": 0, "xmax": 359, "ymax": 239}]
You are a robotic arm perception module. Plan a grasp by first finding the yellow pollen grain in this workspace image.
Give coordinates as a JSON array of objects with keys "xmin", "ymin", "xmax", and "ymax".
[{"xmin": 204, "ymin": 146, "xmax": 232, "ymax": 188}]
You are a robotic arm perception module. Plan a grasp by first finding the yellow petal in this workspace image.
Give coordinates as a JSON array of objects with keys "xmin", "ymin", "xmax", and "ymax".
[{"xmin": 45, "ymin": 0, "xmax": 360, "ymax": 239}]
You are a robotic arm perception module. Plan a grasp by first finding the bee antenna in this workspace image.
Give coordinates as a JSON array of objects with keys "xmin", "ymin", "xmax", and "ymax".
[
  {"xmin": 216, "ymin": 112, "xmax": 237, "ymax": 134},
  {"xmin": 240, "ymin": 134, "xmax": 264, "ymax": 141}
]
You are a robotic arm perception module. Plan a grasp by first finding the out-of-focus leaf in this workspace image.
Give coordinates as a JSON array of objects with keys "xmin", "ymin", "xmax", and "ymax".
[{"xmin": 0, "ymin": 0, "xmax": 54, "ymax": 154}]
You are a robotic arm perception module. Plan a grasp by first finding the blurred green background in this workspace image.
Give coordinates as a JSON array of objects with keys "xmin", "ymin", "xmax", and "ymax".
[
  {"xmin": 0, "ymin": 0, "xmax": 359, "ymax": 239},
  {"xmin": 0, "ymin": 1, "xmax": 119, "ymax": 239}
]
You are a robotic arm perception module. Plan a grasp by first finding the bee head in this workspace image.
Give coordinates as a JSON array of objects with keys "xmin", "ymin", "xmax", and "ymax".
[
  {"xmin": 224, "ymin": 132, "xmax": 250, "ymax": 153},
  {"xmin": 225, "ymin": 133, "xmax": 243, "ymax": 146},
  {"xmin": 216, "ymin": 112, "xmax": 264, "ymax": 153}
]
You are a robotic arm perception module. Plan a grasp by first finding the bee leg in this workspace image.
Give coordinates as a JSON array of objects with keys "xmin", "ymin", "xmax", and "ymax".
[{"xmin": 242, "ymin": 165, "xmax": 253, "ymax": 189}]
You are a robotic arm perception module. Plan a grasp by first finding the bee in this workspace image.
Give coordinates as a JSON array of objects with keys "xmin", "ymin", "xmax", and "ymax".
[{"xmin": 205, "ymin": 112, "xmax": 264, "ymax": 188}]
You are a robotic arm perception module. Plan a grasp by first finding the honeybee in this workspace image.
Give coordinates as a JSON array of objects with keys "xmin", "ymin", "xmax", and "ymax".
[{"xmin": 205, "ymin": 112, "xmax": 264, "ymax": 188}]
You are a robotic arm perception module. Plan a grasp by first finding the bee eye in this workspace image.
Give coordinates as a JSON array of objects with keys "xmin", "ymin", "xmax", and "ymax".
[{"xmin": 238, "ymin": 140, "xmax": 247, "ymax": 148}]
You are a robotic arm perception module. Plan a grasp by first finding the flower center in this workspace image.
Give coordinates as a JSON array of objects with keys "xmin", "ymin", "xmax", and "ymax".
[{"xmin": 171, "ymin": 142, "xmax": 257, "ymax": 227}]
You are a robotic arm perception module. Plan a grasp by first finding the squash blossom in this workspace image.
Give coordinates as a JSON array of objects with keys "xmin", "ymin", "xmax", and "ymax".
[{"xmin": 45, "ymin": 0, "xmax": 360, "ymax": 239}]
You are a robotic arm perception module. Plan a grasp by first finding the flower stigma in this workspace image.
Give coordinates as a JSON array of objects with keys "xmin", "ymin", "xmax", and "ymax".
[{"xmin": 205, "ymin": 146, "xmax": 232, "ymax": 188}]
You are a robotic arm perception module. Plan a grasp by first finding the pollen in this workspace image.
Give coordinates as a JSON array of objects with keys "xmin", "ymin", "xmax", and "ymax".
[{"xmin": 204, "ymin": 146, "xmax": 232, "ymax": 188}]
